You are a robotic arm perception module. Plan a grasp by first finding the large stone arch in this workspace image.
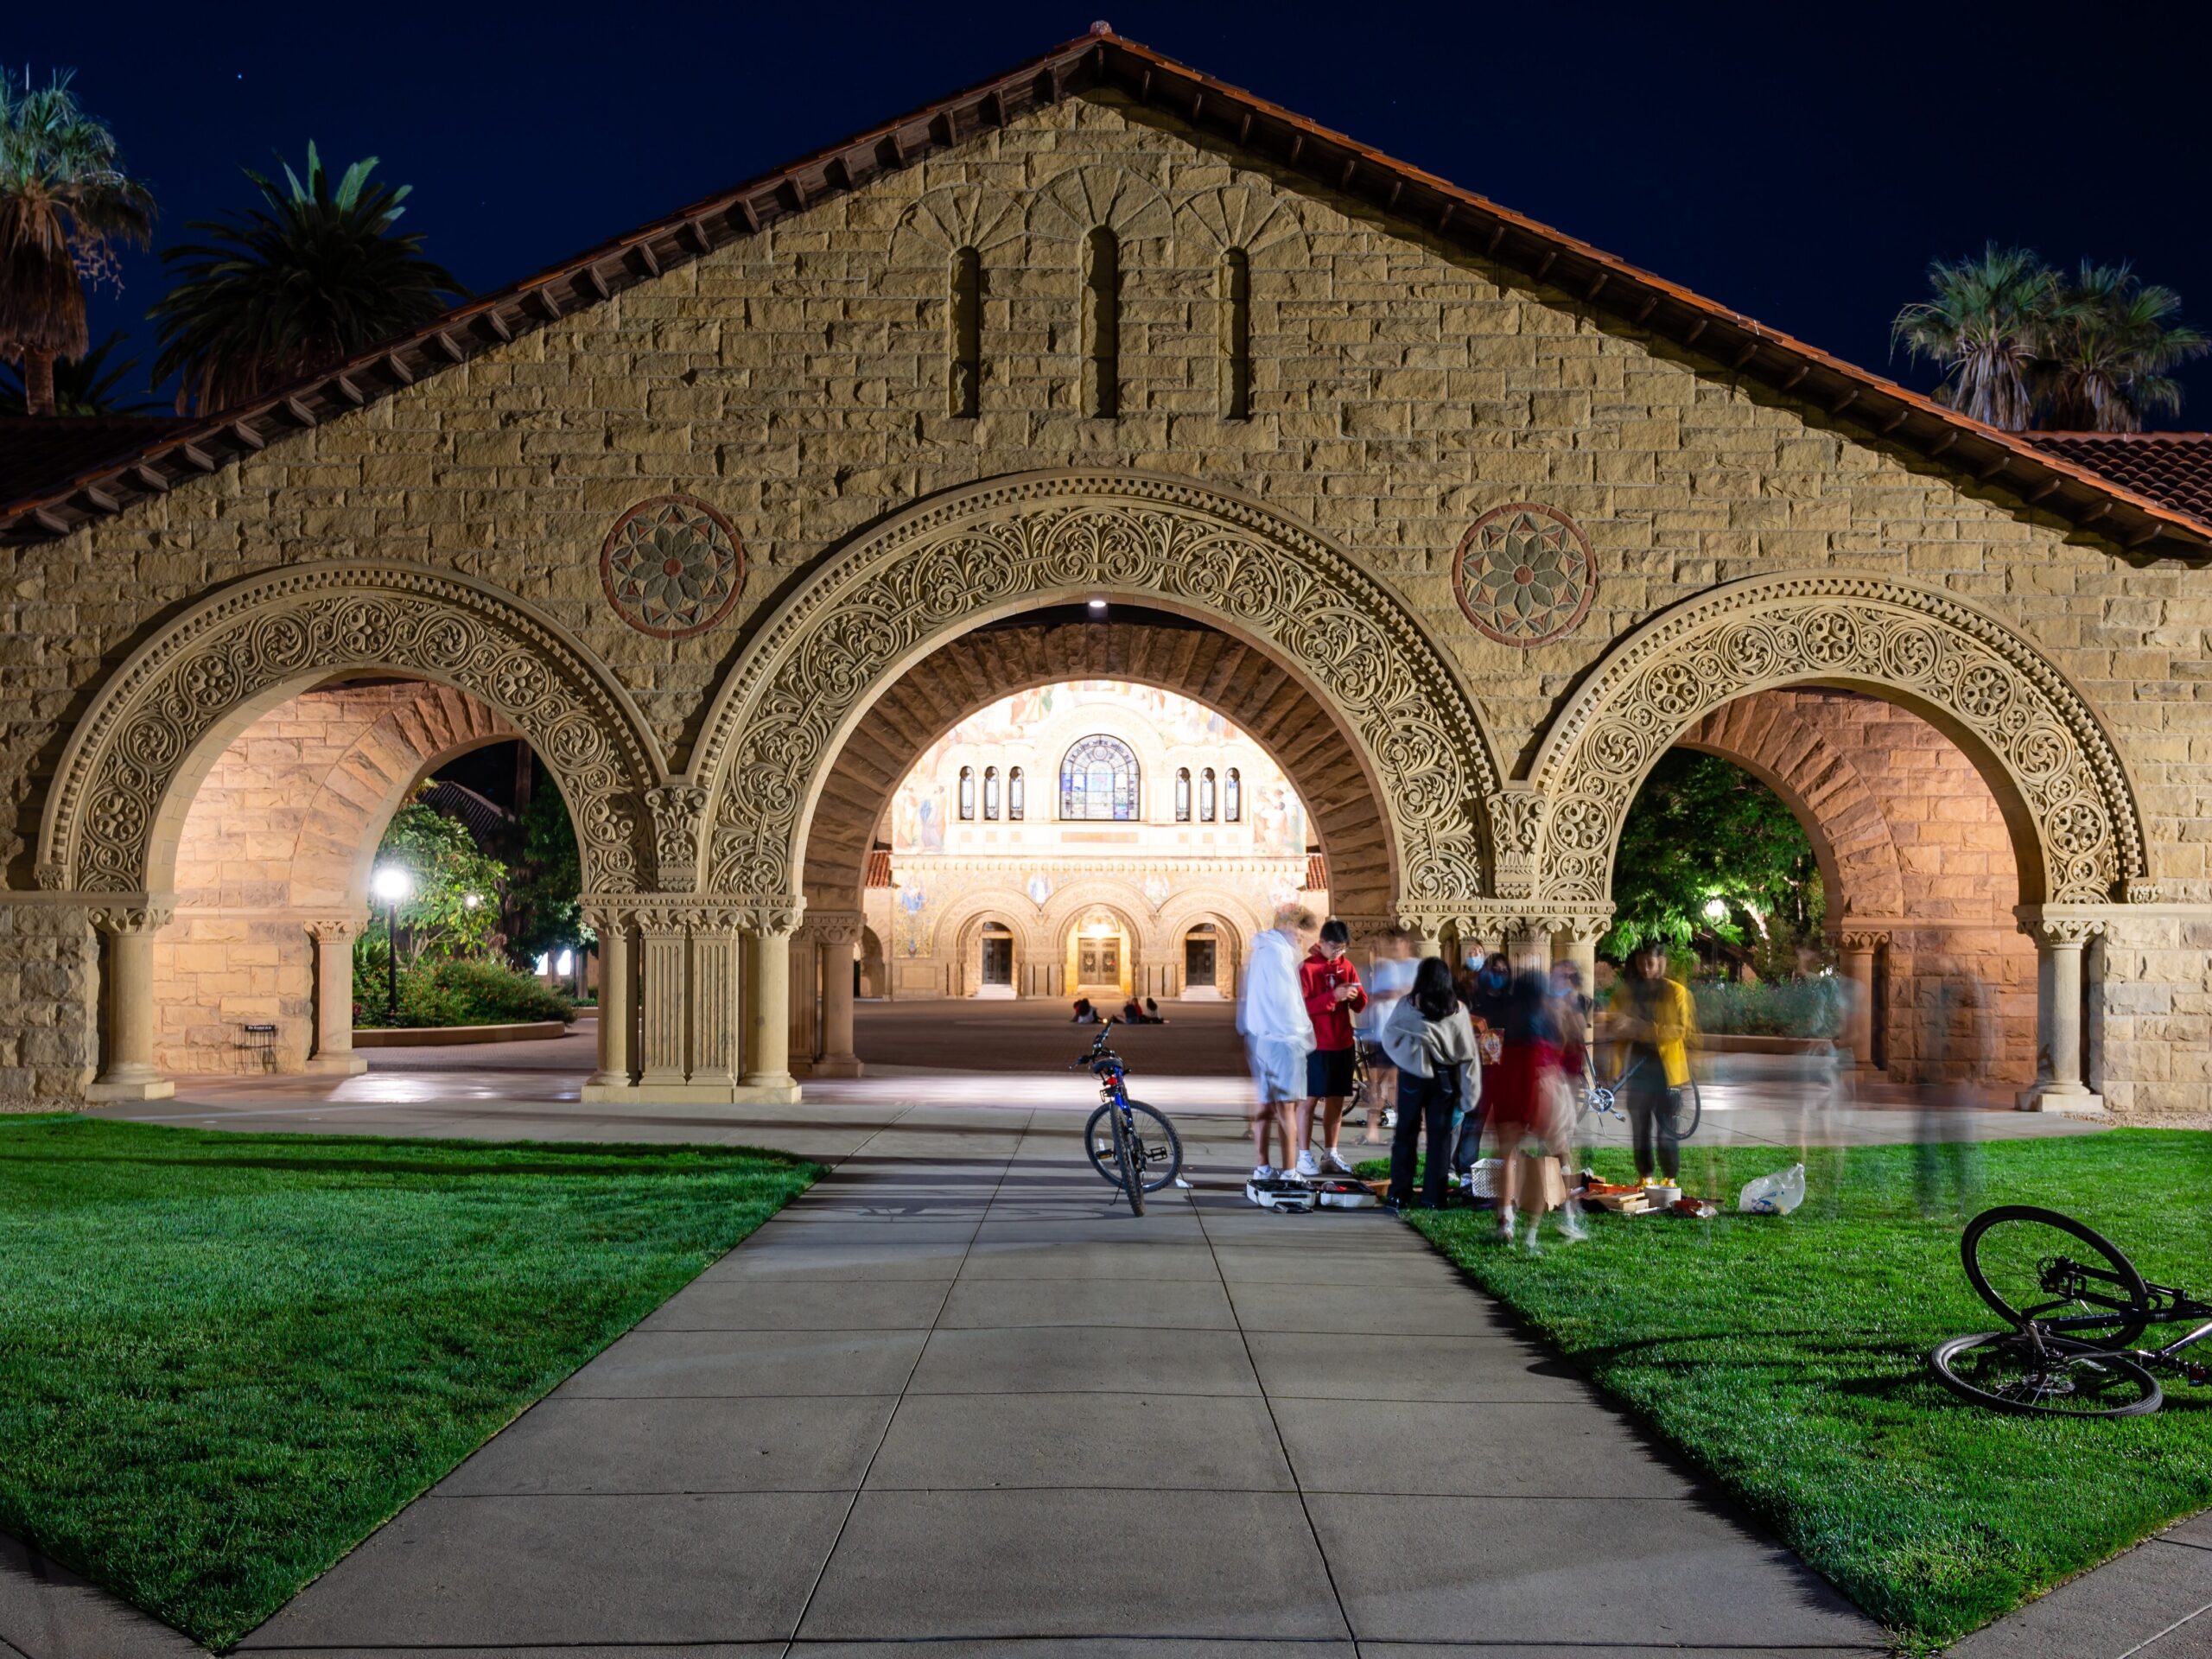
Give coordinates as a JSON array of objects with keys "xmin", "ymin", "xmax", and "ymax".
[
  {"xmin": 39, "ymin": 563, "xmax": 660, "ymax": 898},
  {"xmin": 696, "ymin": 472, "xmax": 1503, "ymax": 927},
  {"xmin": 1528, "ymin": 575, "xmax": 2152, "ymax": 911},
  {"xmin": 802, "ymin": 615, "xmax": 1393, "ymax": 915}
]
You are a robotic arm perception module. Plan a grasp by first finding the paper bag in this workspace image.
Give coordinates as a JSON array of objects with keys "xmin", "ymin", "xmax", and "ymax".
[{"xmin": 1517, "ymin": 1153, "xmax": 1568, "ymax": 1213}]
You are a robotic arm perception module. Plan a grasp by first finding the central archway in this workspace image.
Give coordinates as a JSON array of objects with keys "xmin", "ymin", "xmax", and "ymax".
[{"xmin": 695, "ymin": 472, "xmax": 1503, "ymax": 925}]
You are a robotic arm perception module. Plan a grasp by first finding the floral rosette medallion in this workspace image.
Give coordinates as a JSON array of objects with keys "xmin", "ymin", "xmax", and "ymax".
[
  {"xmin": 1452, "ymin": 502, "xmax": 1596, "ymax": 646},
  {"xmin": 600, "ymin": 495, "xmax": 747, "ymax": 639}
]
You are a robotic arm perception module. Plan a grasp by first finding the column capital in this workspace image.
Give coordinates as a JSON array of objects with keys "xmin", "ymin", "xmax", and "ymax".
[
  {"xmin": 1835, "ymin": 929, "xmax": 1889, "ymax": 953},
  {"xmin": 302, "ymin": 916, "xmax": 359, "ymax": 944},
  {"xmin": 732, "ymin": 893, "xmax": 806, "ymax": 936},
  {"xmin": 2015, "ymin": 905, "xmax": 2113, "ymax": 948},
  {"xmin": 87, "ymin": 899, "xmax": 175, "ymax": 937},
  {"xmin": 644, "ymin": 785, "xmax": 710, "ymax": 891},
  {"xmin": 807, "ymin": 909, "xmax": 866, "ymax": 947}
]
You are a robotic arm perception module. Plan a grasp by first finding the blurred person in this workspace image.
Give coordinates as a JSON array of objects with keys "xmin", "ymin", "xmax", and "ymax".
[
  {"xmin": 1793, "ymin": 942, "xmax": 1853, "ymax": 1215},
  {"xmin": 1918, "ymin": 959, "xmax": 1991, "ymax": 1219},
  {"xmin": 1237, "ymin": 904, "xmax": 1315, "ymax": 1181},
  {"xmin": 1380, "ymin": 957, "xmax": 1479, "ymax": 1210},
  {"xmin": 1297, "ymin": 917, "xmax": 1369, "ymax": 1175},
  {"xmin": 1607, "ymin": 942, "xmax": 1696, "ymax": 1185},
  {"xmin": 1144, "ymin": 996, "xmax": 1167, "ymax": 1023},
  {"xmin": 1071, "ymin": 997, "xmax": 1100, "ymax": 1025},
  {"xmin": 1487, "ymin": 970, "xmax": 1586, "ymax": 1247},
  {"xmin": 1357, "ymin": 928, "xmax": 1418, "ymax": 1143},
  {"xmin": 1450, "ymin": 951, "xmax": 1513, "ymax": 1179}
]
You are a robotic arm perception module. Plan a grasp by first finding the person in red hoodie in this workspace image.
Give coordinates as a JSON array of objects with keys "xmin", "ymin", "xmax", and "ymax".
[{"xmin": 1296, "ymin": 917, "xmax": 1369, "ymax": 1177}]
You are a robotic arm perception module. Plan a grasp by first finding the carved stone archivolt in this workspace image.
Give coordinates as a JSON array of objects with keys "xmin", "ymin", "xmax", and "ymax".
[
  {"xmin": 40, "ymin": 563, "xmax": 659, "ymax": 896},
  {"xmin": 692, "ymin": 472, "xmax": 1503, "ymax": 913},
  {"xmin": 1527, "ymin": 575, "xmax": 2151, "ymax": 909}
]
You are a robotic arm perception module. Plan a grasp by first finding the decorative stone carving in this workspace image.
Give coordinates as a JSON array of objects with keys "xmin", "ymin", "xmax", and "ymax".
[
  {"xmin": 600, "ymin": 496, "xmax": 746, "ymax": 639},
  {"xmin": 2028, "ymin": 915, "xmax": 2107, "ymax": 948},
  {"xmin": 808, "ymin": 910, "xmax": 867, "ymax": 947},
  {"xmin": 41, "ymin": 563, "xmax": 656, "ymax": 897},
  {"xmin": 1529, "ymin": 575, "xmax": 2149, "ymax": 908},
  {"xmin": 1484, "ymin": 788, "xmax": 1548, "ymax": 901},
  {"xmin": 86, "ymin": 903, "xmax": 173, "ymax": 937},
  {"xmin": 885, "ymin": 185, "xmax": 1027, "ymax": 270},
  {"xmin": 1453, "ymin": 503, "xmax": 1596, "ymax": 646},
  {"xmin": 696, "ymin": 472, "xmax": 1502, "ymax": 912},
  {"xmin": 302, "ymin": 918, "xmax": 357, "ymax": 943},
  {"xmin": 1836, "ymin": 930, "xmax": 1890, "ymax": 952},
  {"xmin": 645, "ymin": 785, "xmax": 710, "ymax": 891}
]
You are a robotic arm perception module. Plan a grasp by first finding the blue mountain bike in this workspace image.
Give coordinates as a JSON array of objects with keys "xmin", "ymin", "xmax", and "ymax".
[{"xmin": 1074, "ymin": 1020, "xmax": 1183, "ymax": 1217}]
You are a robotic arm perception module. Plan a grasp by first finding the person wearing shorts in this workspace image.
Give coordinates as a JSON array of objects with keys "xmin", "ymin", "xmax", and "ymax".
[
  {"xmin": 1296, "ymin": 917, "xmax": 1368, "ymax": 1176},
  {"xmin": 1237, "ymin": 904, "xmax": 1315, "ymax": 1181}
]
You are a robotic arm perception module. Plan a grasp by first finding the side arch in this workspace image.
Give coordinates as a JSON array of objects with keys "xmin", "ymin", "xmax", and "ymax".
[
  {"xmin": 39, "ymin": 563, "xmax": 662, "ymax": 895},
  {"xmin": 695, "ymin": 471, "xmax": 1503, "ymax": 919},
  {"xmin": 1527, "ymin": 575, "xmax": 2151, "ymax": 909}
]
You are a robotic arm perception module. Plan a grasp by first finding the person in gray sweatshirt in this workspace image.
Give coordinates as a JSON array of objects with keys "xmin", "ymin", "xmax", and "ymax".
[{"xmin": 1379, "ymin": 957, "xmax": 1482, "ymax": 1210}]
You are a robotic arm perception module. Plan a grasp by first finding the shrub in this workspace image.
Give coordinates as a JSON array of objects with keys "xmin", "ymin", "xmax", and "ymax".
[
  {"xmin": 353, "ymin": 957, "xmax": 575, "ymax": 1029},
  {"xmin": 1691, "ymin": 976, "xmax": 1841, "ymax": 1038}
]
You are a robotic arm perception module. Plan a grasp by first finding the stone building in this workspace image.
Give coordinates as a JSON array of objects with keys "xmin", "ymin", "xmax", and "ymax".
[
  {"xmin": 3, "ymin": 26, "xmax": 2209, "ymax": 1113},
  {"xmin": 859, "ymin": 677, "xmax": 1318, "ymax": 1003}
]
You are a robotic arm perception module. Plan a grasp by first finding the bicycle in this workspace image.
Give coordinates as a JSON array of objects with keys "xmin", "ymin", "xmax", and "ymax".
[
  {"xmin": 1584, "ymin": 1049, "xmax": 1702, "ymax": 1140},
  {"xmin": 1929, "ymin": 1205, "xmax": 2212, "ymax": 1418},
  {"xmin": 1072, "ymin": 1020, "xmax": 1183, "ymax": 1217}
]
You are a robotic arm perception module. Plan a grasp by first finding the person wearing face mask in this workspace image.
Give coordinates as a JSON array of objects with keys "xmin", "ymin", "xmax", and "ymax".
[{"xmin": 1295, "ymin": 917, "xmax": 1368, "ymax": 1177}]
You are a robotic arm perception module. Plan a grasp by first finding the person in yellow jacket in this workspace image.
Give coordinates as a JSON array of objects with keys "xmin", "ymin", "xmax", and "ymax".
[{"xmin": 1607, "ymin": 942, "xmax": 1697, "ymax": 1184}]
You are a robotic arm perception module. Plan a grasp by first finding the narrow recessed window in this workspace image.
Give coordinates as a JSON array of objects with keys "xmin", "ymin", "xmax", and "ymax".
[
  {"xmin": 958, "ymin": 766, "xmax": 976, "ymax": 821},
  {"xmin": 1219, "ymin": 248, "xmax": 1250, "ymax": 420},
  {"xmin": 1225, "ymin": 767, "xmax": 1242, "ymax": 822},
  {"xmin": 950, "ymin": 246, "xmax": 982, "ymax": 417},
  {"xmin": 1199, "ymin": 767, "xmax": 1217, "ymax": 823},
  {"xmin": 1174, "ymin": 767, "xmax": 1192, "ymax": 823},
  {"xmin": 1084, "ymin": 227, "xmax": 1121, "ymax": 419},
  {"xmin": 983, "ymin": 766, "xmax": 1001, "ymax": 821},
  {"xmin": 1008, "ymin": 766, "xmax": 1025, "ymax": 821}
]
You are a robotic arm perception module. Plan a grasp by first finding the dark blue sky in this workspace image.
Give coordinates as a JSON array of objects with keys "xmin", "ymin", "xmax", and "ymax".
[{"xmin": 22, "ymin": 0, "xmax": 2212, "ymax": 422}]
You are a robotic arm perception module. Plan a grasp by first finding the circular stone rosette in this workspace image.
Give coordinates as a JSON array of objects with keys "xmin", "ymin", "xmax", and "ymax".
[
  {"xmin": 1452, "ymin": 502, "xmax": 1596, "ymax": 646},
  {"xmin": 600, "ymin": 495, "xmax": 747, "ymax": 639}
]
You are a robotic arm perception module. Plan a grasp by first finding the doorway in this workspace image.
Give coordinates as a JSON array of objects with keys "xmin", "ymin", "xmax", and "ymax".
[
  {"xmin": 978, "ymin": 922, "xmax": 1015, "ymax": 998},
  {"xmin": 1184, "ymin": 924, "xmax": 1217, "ymax": 997}
]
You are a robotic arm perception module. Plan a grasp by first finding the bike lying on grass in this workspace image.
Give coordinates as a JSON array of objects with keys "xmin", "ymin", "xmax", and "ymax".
[
  {"xmin": 1074, "ymin": 1020, "xmax": 1183, "ymax": 1217},
  {"xmin": 1930, "ymin": 1204, "xmax": 2212, "ymax": 1418}
]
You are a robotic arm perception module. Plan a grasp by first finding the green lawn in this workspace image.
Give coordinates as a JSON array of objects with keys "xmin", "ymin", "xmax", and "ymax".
[
  {"xmin": 0, "ymin": 1116, "xmax": 817, "ymax": 1649},
  {"xmin": 1371, "ymin": 1128, "xmax": 2212, "ymax": 1651}
]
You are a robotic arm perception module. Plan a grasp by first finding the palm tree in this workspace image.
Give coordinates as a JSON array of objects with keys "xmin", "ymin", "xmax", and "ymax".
[
  {"xmin": 2038, "ymin": 263, "xmax": 2209, "ymax": 432},
  {"xmin": 149, "ymin": 143, "xmax": 463, "ymax": 414},
  {"xmin": 0, "ymin": 71, "xmax": 155, "ymax": 416},
  {"xmin": 0, "ymin": 328, "xmax": 159, "ymax": 414},
  {"xmin": 1891, "ymin": 244, "xmax": 2056, "ymax": 430}
]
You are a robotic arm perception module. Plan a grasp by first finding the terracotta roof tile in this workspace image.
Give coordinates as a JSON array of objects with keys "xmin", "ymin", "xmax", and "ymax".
[{"xmin": 2021, "ymin": 433, "xmax": 2212, "ymax": 525}]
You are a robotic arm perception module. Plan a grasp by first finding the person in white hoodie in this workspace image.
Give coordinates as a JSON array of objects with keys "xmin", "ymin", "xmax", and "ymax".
[
  {"xmin": 1380, "ymin": 957, "xmax": 1482, "ymax": 1211},
  {"xmin": 1237, "ymin": 904, "xmax": 1315, "ymax": 1181}
]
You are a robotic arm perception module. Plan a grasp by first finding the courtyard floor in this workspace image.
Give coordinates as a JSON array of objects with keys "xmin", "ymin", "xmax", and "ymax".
[{"xmin": 2, "ymin": 1001, "xmax": 2201, "ymax": 1658}]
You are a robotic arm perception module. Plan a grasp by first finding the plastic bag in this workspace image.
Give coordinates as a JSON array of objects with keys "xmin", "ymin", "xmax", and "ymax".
[{"xmin": 1738, "ymin": 1163, "xmax": 1806, "ymax": 1215}]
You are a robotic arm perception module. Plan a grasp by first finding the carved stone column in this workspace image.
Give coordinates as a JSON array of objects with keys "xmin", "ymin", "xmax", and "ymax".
[
  {"xmin": 1835, "ymin": 931, "xmax": 1885, "ymax": 1071},
  {"xmin": 810, "ymin": 911, "xmax": 865, "ymax": 1079},
  {"xmin": 740, "ymin": 898, "xmax": 804, "ymax": 1101},
  {"xmin": 689, "ymin": 915, "xmax": 742, "ymax": 1088},
  {"xmin": 581, "ymin": 901, "xmax": 634, "ymax": 1096},
  {"xmin": 2017, "ymin": 910, "xmax": 2105, "ymax": 1114},
  {"xmin": 633, "ymin": 904, "xmax": 691, "ymax": 1091},
  {"xmin": 88, "ymin": 903, "xmax": 175, "ymax": 1102},
  {"xmin": 303, "ymin": 918, "xmax": 368, "ymax": 1076}
]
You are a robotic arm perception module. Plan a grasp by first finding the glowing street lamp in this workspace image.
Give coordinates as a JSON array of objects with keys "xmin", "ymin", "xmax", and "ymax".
[
  {"xmin": 1702, "ymin": 896, "xmax": 1730, "ymax": 925},
  {"xmin": 371, "ymin": 865, "xmax": 413, "ymax": 1023}
]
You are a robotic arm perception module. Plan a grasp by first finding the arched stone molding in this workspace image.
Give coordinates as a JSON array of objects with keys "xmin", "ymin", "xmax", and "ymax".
[
  {"xmin": 885, "ymin": 184, "xmax": 1027, "ymax": 270},
  {"xmin": 799, "ymin": 616, "xmax": 1383, "ymax": 913},
  {"xmin": 1030, "ymin": 165, "xmax": 1174, "ymax": 252},
  {"xmin": 39, "ymin": 563, "xmax": 662, "ymax": 898},
  {"xmin": 1527, "ymin": 575, "xmax": 2152, "ymax": 910},
  {"xmin": 696, "ymin": 471, "xmax": 1503, "ymax": 927}
]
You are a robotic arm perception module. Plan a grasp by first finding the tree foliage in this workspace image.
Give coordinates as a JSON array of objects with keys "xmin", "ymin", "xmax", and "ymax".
[
  {"xmin": 500, "ymin": 775, "xmax": 586, "ymax": 969},
  {"xmin": 357, "ymin": 801, "xmax": 505, "ymax": 972},
  {"xmin": 149, "ymin": 143, "xmax": 462, "ymax": 414},
  {"xmin": 0, "ymin": 329, "xmax": 156, "ymax": 413},
  {"xmin": 1602, "ymin": 750, "xmax": 1824, "ymax": 963}
]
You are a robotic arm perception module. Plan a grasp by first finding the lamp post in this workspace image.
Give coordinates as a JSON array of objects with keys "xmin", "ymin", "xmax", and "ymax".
[{"xmin": 371, "ymin": 865, "xmax": 413, "ymax": 1023}]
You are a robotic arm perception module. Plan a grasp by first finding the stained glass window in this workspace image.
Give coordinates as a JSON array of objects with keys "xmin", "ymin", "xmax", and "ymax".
[
  {"xmin": 1060, "ymin": 734, "xmax": 1140, "ymax": 820},
  {"xmin": 958, "ymin": 766, "xmax": 975, "ymax": 821},
  {"xmin": 1225, "ymin": 767, "xmax": 1241, "ymax": 822},
  {"xmin": 1199, "ymin": 766, "xmax": 1217, "ymax": 822},
  {"xmin": 983, "ymin": 766, "xmax": 1000, "ymax": 820},
  {"xmin": 1008, "ymin": 766, "xmax": 1025, "ymax": 820},
  {"xmin": 1174, "ymin": 767, "xmax": 1191, "ymax": 822}
]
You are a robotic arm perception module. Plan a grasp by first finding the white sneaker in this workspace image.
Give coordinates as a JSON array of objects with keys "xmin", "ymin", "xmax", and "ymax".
[
  {"xmin": 1559, "ymin": 1209, "xmax": 1590, "ymax": 1243},
  {"xmin": 1294, "ymin": 1149, "xmax": 1321, "ymax": 1178},
  {"xmin": 1496, "ymin": 1203, "xmax": 1516, "ymax": 1242},
  {"xmin": 1523, "ymin": 1217, "xmax": 1545, "ymax": 1254},
  {"xmin": 1251, "ymin": 1164, "xmax": 1278, "ymax": 1182},
  {"xmin": 1319, "ymin": 1147, "xmax": 1355, "ymax": 1176}
]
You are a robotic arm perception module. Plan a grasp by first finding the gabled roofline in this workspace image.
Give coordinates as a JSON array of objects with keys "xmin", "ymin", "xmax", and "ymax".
[{"xmin": 7, "ymin": 26, "xmax": 2209, "ymax": 556}]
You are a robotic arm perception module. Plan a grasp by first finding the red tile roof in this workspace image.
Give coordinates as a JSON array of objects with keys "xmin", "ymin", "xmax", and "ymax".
[
  {"xmin": 2020, "ymin": 433, "xmax": 2212, "ymax": 526},
  {"xmin": 3, "ymin": 28, "xmax": 2209, "ymax": 556}
]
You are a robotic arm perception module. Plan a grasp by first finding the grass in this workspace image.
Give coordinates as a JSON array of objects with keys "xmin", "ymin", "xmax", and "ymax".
[
  {"xmin": 0, "ymin": 1116, "xmax": 817, "ymax": 1649},
  {"xmin": 1361, "ymin": 1128, "xmax": 2212, "ymax": 1650}
]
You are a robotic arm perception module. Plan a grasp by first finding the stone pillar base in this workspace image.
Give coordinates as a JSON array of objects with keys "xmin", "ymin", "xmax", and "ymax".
[
  {"xmin": 811, "ymin": 1054, "xmax": 864, "ymax": 1078},
  {"xmin": 2015, "ymin": 1084, "xmax": 2106, "ymax": 1116},
  {"xmin": 303, "ymin": 1054, "xmax": 369, "ymax": 1077},
  {"xmin": 591, "ymin": 1077, "xmax": 804, "ymax": 1105},
  {"xmin": 86, "ymin": 1077, "xmax": 175, "ymax": 1103}
]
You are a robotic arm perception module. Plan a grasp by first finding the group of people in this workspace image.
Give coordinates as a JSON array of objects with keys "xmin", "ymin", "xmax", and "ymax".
[
  {"xmin": 1070, "ymin": 995, "xmax": 1168, "ymax": 1025},
  {"xmin": 1236, "ymin": 904, "xmax": 1698, "ymax": 1249}
]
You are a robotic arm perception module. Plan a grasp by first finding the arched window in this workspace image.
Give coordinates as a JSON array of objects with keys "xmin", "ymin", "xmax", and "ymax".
[
  {"xmin": 1224, "ymin": 766, "xmax": 1242, "ymax": 822},
  {"xmin": 1084, "ymin": 227, "xmax": 1121, "ymax": 418},
  {"xmin": 983, "ymin": 766, "xmax": 1001, "ymax": 820},
  {"xmin": 1199, "ymin": 766, "xmax": 1217, "ymax": 823},
  {"xmin": 957, "ymin": 766, "xmax": 976, "ymax": 821},
  {"xmin": 1174, "ymin": 767, "xmax": 1192, "ymax": 823},
  {"xmin": 1060, "ymin": 734, "xmax": 1140, "ymax": 821},
  {"xmin": 1219, "ymin": 248, "xmax": 1250, "ymax": 419},
  {"xmin": 1008, "ymin": 766, "xmax": 1025, "ymax": 821},
  {"xmin": 950, "ymin": 246, "xmax": 982, "ymax": 417}
]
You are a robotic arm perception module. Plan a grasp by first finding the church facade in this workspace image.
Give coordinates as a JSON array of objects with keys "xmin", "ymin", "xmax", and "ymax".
[{"xmin": 2, "ymin": 28, "xmax": 2207, "ymax": 1114}]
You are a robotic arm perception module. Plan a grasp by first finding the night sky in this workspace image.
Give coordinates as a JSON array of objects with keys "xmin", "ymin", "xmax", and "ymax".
[{"xmin": 20, "ymin": 0, "xmax": 2212, "ymax": 423}]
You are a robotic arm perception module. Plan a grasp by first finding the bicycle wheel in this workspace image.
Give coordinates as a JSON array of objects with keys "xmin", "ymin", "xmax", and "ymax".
[
  {"xmin": 1111, "ymin": 1110, "xmax": 1146, "ymax": 1217},
  {"xmin": 1084, "ymin": 1102, "xmax": 1184, "ymax": 1192},
  {"xmin": 1677, "ymin": 1077, "xmax": 1703, "ymax": 1140},
  {"xmin": 1930, "ymin": 1330, "xmax": 2161, "ymax": 1418},
  {"xmin": 1964, "ymin": 1205, "xmax": 2151, "ymax": 1346}
]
